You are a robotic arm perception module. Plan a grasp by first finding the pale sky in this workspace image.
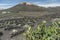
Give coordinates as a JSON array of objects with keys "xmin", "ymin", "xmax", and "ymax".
[{"xmin": 0, "ymin": 0, "xmax": 60, "ymax": 9}]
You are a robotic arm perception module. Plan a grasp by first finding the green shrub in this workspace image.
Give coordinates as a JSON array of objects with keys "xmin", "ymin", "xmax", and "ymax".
[{"xmin": 24, "ymin": 21, "xmax": 60, "ymax": 40}]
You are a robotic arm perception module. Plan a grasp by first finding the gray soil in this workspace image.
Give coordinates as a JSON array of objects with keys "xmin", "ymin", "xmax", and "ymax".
[{"xmin": 0, "ymin": 28, "xmax": 26, "ymax": 40}]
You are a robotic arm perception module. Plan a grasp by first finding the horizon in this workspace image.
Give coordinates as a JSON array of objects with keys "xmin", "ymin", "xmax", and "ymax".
[{"xmin": 0, "ymin": 0, "xmax": 60, "ymax": 9}]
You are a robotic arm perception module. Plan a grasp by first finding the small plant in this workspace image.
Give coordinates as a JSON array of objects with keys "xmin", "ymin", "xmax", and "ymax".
[{"xmin": 24, "ymin": 21, "xmax": 60, "ymax": 40}]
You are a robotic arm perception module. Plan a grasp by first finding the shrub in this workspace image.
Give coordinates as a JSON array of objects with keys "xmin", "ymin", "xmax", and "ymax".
[{"xmin": 24, "ymin": 21, "xmax": 60, "ymax": 40}]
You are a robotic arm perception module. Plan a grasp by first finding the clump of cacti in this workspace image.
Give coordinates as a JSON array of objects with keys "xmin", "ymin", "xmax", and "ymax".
[{"xmin": 24, "ymin": 21, "xmax": 60, "ymax": 40}]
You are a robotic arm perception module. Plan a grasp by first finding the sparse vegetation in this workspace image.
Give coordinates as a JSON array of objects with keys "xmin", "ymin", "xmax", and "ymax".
[{"xmin": 0, "ymin": 2, "xmax": 60, "ymax": 40}]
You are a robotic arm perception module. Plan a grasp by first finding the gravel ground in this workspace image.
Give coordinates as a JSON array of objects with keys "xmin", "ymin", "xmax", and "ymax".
[{"xmin": 0, "ymin": 28, "xmax": 26, "ymax": 40}]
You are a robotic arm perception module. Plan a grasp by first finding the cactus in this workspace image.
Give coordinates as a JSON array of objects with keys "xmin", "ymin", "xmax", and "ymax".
[{"xmin": 24, "ymin": 21, "xmax": 60, "ymax": 40}]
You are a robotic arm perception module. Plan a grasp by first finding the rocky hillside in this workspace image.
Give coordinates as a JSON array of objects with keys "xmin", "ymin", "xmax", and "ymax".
[{"xmin": 2, "ymin": 2, "xmax": 47, "ymax": 13}]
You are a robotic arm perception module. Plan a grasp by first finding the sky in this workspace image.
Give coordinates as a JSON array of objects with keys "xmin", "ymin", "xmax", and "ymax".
[{"xmin": 0, "ymin": 0, "xmax": 60, "ymax": 9}]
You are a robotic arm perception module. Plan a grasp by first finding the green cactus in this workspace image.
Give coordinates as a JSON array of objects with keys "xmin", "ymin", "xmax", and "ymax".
[{"xmin": 24, "ymin": 21, "xmax": 60, "ymax": 40}]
